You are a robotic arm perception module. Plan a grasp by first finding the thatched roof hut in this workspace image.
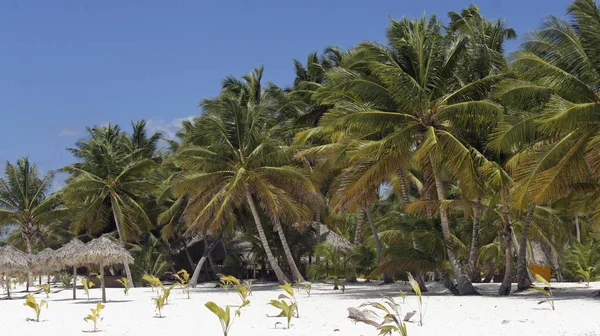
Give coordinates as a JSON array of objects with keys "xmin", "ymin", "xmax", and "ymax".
[
  {"xmin": 0, "ymin": 245, "xmax": 31, "ymax": 298},
  {"xmin": 53, "ymin": 238, "xmax": 85, "ymax": 267},
  {"xmin": 0, "ymin": 245, "xmax": 31, "ymax": 273},
  {"xmin": 32, "ymin": 248, "xmax": 56, "ymax": 273},
  {"xmin": 53, "ymin": 238, "xmax": 85, "ymax": 300},
  {"xmin": 300, "ymin": 221, "xmax": 353, "ymax": 250},
  {"xmin": 77, "ymin": 235, "xmax": 134, "ymax": 303}
]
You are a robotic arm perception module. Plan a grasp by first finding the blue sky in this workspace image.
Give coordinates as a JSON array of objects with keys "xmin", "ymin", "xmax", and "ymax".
[{"xmin": 0, "ymin": 0, "xmax": 570, "ymax": 190}]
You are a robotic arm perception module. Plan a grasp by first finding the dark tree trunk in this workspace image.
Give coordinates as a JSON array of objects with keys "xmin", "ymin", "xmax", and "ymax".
[
  {"xmin": 467, "ymin": 198, "xmax": 482, "ymax": 282},
  {"xmin": 498, "ymin": 219, "xmax": 513, "ymax": 296},
  {"xmin": 517, "ymin": 206, "xmax": 535, "ymax": 291},
  {"xmin": 190, "ymin": 236, "xmax": 220, "ymax": 288}
]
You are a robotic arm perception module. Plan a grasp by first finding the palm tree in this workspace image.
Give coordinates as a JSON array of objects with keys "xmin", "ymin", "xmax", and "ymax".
[
  {"xmin": 172, "ymin": 69, "xmax": 317, "ymax": 283},
  {"xmin": 310, "ymin": 14, "xmax": 508, "ymax": 294},
  {"xmin": 62, "ymin": 125, "xmax": 158, "ymax": 286},
  {"xmin": 0, "ymin": 158, "xmax": 57, "ymax": 290}
]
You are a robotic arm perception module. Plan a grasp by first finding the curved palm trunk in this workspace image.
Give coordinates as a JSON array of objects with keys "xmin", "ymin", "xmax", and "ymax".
[
  {"xmin": 274, "ymin": 218, "xmax": 304, "ymax": 283},
  {"xmin": 111, "ymin": 210, "xmax": 134, "ymax": 288},
  {"xmin": 190, "ymin": 237, "xmax": 220, "ymax": 288},
  {"xmin": 244, "ymin": 187, "xmax": 289, "ymax": 283},
  {"xmin": 517, "ymin": 206, "xmax": 535, "ymax": 291},
  {"xmin": 498, "ymin": 209, "xmax": 513, "ymax": 296},
  {"xmin": 467, "ymin": 199, "xmax": 482, "ymax": 282},
  {"xmin": 432, "ymin": 169, "xmax": 479, "ymax": 296},
  {"xmin": 365, "ymin": 209, "xmax": 393, "ymax": 284}
]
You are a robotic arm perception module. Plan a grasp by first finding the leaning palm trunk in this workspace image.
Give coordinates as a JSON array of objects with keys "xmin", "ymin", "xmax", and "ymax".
[
  {"xmin": 190, "ymin": 237, "xmax": 220, "ymax": 288},
  {"xmin": 365, "ymin": 209, "xmax": 393, "ymax": 284},
  {"xmin": 111, "ymin": 210, "xmax": 134, "ymax": 288},
  {"xmin": 245, "ymin": 187, "xmax": 289, "ymax": 283},
  {"xmin": 517, "ymin": 206, "xmax": 535, "ymax": 291},
  {"xmin": 498, "ymin": 210, "xmax": 513, "ymax": 296},
  {"xmin": 433, "ymin": 170, "xmax": 478, "ymax": 295},
  {"xmin": 274, "ymin": 218, "xmax": 304, "ymax": 282},
  {"xmin": 347, "ymin": 210, "xmax": 364, "ymax": 283}
]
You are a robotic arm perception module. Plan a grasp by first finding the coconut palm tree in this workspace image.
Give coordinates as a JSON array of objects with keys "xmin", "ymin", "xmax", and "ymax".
[
  {"xmin": 61, "ymin": 125, "xmax": 158, "ymax": 286},
  {"xmin": 172, "ymin": 70, "xmax": 317, "ymax": 283},
  {"xmin": 0, "ymin": 158, "xmax": 57, "ymax": 290},
  {"xmin": 310, "ymin": 13, "xmax": 510, "ymax": 294}
]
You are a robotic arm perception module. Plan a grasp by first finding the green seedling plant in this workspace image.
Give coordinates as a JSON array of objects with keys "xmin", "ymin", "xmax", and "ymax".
[
  {"xmin": 205, "ymin": 300, "xmax": 250, "ymax": 336},
  {"xmin": 575, "ymin": 266, "xmax": 598, "ymax": 287},
  {"xmin": 407, "ymin": 272, "xmax": 424, "ymax": 326},
  {"xmin": 40, "ymin": 283, "xmax": 51, "ymax": 298},
  {"xmin": 153, "ymin": 294, "xmax": 166, "ymax": 318},
  {"xmin": 304, "ymin": 282, "xmax": 312, "ymax": 297},
  {"xmin": 24, "ymin": 294, "xmax": 48, "ymax": 322},
  {"xmin": 82, "ymin": 278, "xmax": 95, "ymax": 300},
  {"xmin": 159, "ymin": 283, "xmax": 176, "ymax": 304},
  {"xmin": 398, "ymin": 289, "xmax": 406, "ymax": 303},
  {"xmin": 330, "ymin": 276, "xmax": 345, "ymax": 293},
  {"xmin": 84, "ymin": 301, "xmax": 105, "ymax": 332},
  {"xmin": 278, "ymin": 282, "xmax": 299, "ymax": 317},
  {"xmin": 243, "ymin": 280, "xmax": 253, "ymax": 296},
  {"xmin": 116, "ymin": 277, "xmax": 130, "ymax": 295},
  {"xmin": 142, "ymin": 274, "xmax": 162, "ymax": 292},
  {"xmin": 269, "ymin": 299, "xmax": 296, "ymax": 329},
  {"xmin": 359, "ymin": 295, "xmax": 408, "ymax": 336},
  {"xmin": 531, "ymin": 273, "xmax": 555, "ymax": 310},
  {"xmin": 219, "ymin": 275, "xmax": 238, "ymax": 295},
  {"xmin": 174, "ymin": 269, "xmax": 190, "ymax": 299}
]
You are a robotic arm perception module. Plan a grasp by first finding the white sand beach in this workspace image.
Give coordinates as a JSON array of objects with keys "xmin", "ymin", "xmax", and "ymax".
[{"xmin": 2, "ymin": 281, "xmax": 599, "ymax": 336}]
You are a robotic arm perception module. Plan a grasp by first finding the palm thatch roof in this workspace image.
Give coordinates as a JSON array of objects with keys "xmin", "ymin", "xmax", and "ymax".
[
  {"xmin": 32, "ymin": 248, "xmax": 56, "ymax": 273},
  {"xmin": 77, "ymin": 235, "xmax": 134, "ymax": 266},
  {"xmin": 302, "ymin": 221, "xmax": 353, "ymax": 250},
  {"xmin": 53, "ymin": 238, "xmax": 85, "ymax": 267},
  {"xmin": 0, "ymin": 245, "xmax": 31, "ymax": 273}
]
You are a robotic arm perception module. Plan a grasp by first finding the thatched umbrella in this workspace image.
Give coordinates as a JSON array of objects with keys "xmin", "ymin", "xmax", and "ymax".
[
  {"xmin": 53, "ymin": 238, "xmax": 85, "ymax": 299},
  {"xmin": 77, "ymin": 235, "xmax": 133, "ymax": 303},
  {"xmin": 32, "ymin": 248, "xmax": 56, "ymax": 284},
  {"xmin": 0, "ymin": 245, "xmax": 31, "ymax": 298}
]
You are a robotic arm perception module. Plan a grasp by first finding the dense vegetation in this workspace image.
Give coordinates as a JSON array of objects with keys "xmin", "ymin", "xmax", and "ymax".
[{"xmin": 3, "ymin": 0, "xmax": 600, "ymax": 296}]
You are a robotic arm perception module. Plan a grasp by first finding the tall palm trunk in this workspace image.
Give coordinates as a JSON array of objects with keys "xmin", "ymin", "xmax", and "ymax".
[
  {"xmin": 190, "ymin": 237, "xmax": 220, "ymax": 288},
  {"xmin": 467, "ymin": 199, "xmax": 482, "ymax": 282},
  {"xmin": 25, "ymin": 234, "xmax": 33, "ymax": 292},
  {"xmin": 274, "ymin": 218, "xmax": 304, "ymax": 282},
  {"xmin": 111, "ymin": 209, "xmax": 134, "ymax": 287},
  {"xmin": 347, "ymin": 209, "xmax": 364, "ymax": 283},
  {"xmin": 498, "ymin": 208, "xmax": 513, "ymax": 296},
  {"xmin": 517, "ymin": 206, "xmax": 535, "ymax": 291},
  {"xmin": 432, "ymin": 167, "xmax": 478, "ymax": 295},
  {"xmin": 245, "ymin": 187, "xmax": 289, "ymax": 283}
]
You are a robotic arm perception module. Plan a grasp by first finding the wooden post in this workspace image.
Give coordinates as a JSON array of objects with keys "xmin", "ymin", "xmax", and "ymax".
[
  {"xmin": 72, "ymin": 265, "xmax": 77, "ymax": 299},
  {"xmin": 100, "ymin": 266, "xmax": 106, "ymax": 303}
]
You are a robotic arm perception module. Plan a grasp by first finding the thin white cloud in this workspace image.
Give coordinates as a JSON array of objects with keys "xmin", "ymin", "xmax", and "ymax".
[
  {"xmin": 59, "ymin": 128, "xmax": 78, "ymax": 137},
  {"xmin": 146, "ymin": 116, "xmax": 195, "ymax": 140}
]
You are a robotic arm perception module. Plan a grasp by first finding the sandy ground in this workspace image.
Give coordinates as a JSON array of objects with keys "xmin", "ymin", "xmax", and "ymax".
[{"xmin": 1, "ymin": 280, "xmax": 599, "ymax": 336}]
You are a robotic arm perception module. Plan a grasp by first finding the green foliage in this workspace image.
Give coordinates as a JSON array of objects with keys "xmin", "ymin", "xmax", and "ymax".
[
  {"xmin": 142, "ymin": 274, "xmax": 162, "ymax": 292},
  {"xmin": 268, "ymin": 299, "xmax": 296, "ymax": 329},
  {"xmin": 565, "ymin": 240, "xmax": 600, "ymax": 286},
  {"xmin": 116, "ymin": 277, "xmax": 130, "ymax": 295},
  {"xmin": 531, "ymin": 274, "xmax": 555, "ymax": 310},
  {"xmin": 174, "ymin": 269, "xmax": 190, "ymax": 299},
  {"xmin": 24, "ymin": 294, "xmax": 48, "ymax": 322},
  {"xmin": 131, "ymin": 236, "xmax": 169, "ymax": 285},
  {"xmin": 206, "ymin": 300, "xmax": 250, "ymax": 336},
  {"xmin": 219, "ymin": 275, "xmax": 239, "ymax": 295},
  {"xmin": 153, "ymin": 294, "xmax": 166, "ymax": 318},
  {"xmin": 330, "ymin": 276, "xmax": 345, "ymax": 293},
  {"xmin": 408, "ymin": 272, "xmax": 423, "ymax": 326},
  {"xmin": 359, "ymin": 296, "xmax": 408, "ymax": 336},
  {"xmin": 84, "ymin": 302, "xmax": 105, "ymax": 332},
  {"xmin": 82, "ymin": 278, "xmax": 95, "ymax": 300},
  {"xmin": 307, "ymin": 243, "xmax": 354, "ymax": 280},
  {"xmin": 59, "ymin": 273, "xmax": 72, "ymax": 289},
  {"xmin": 160, "ymin": 283, "xmax": 176, "ymax": 304},
  {"xmin": 40, "ymin": 283, "xmax": 51, "ymax": 298}
]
